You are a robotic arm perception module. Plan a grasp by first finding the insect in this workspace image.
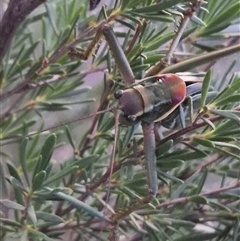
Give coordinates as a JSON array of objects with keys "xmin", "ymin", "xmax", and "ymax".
[
  {"xmin": 68, "ymin": 24, "xmax": 208, "ymax": 225},
  {"xmin": 1, "ymin": 2, "xmax": 240, "ymax": 241},
  {"xmin": 1, "ymin": 2, "xmax": 220, "ymax": 240}
]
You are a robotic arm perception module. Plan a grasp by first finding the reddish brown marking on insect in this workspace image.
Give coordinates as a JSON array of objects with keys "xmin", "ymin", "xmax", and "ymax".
[{"xmin": 160, "ymin": 74, "xmax": 186, "ymax": 107}]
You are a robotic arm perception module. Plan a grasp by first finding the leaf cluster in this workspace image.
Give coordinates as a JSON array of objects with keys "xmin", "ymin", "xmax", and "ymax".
[{"xmin": 0, "ymin": 0, "xmax": 240, "ymax": 240}]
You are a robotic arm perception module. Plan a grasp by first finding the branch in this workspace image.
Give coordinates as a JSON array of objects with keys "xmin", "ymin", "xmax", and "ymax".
[
  {"xmin": 0, "ymin": 0, "xmax": 47, "ymax": 60},
  {"xmin": 156, "ymin": 180, "xmax": 240, "ymax": 209}
]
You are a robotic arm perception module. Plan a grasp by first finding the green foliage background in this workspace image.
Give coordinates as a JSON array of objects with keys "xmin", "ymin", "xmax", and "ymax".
[{"xmin": 0, "ymin": 0, "xmax": 240, "ymax": 240}]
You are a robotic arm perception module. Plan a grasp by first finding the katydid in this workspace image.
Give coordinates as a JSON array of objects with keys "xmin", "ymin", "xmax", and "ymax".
[{"xmin": 69, "ymin": 24, "xmax": 206, "ymax": 223}]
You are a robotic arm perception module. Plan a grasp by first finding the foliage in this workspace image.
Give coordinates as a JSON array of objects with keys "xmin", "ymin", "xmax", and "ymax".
[{"xmin": 0, "ymin": 0, "xmax": 240, "ymax": 240}]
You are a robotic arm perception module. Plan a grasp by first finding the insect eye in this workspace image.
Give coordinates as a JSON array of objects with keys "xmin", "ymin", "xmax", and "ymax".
[
  {"xmin": 127, "ymin": 115, "xmax": 137, "ymax": 122},
  {"xmin": 114, "ymin": 89, "xmax": 123, "ymax": 99}
]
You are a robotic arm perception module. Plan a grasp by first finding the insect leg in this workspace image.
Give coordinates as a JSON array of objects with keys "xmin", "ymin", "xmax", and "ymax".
[
  {"xmin": 111, "ymin": 122, "xmax": 157, "ymax": 223},
  {"xmin": 142, "ymin": 122, "xmax": 158, "ymax": 196},
  {"xmin": 102, "ymin": 25, "xmax": 135, "ymax": 87}
]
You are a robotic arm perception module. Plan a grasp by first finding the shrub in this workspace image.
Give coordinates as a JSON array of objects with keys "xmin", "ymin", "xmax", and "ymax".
[{"xmin": 0, "ymin": 0, "xmax": 240, "ymax": 240}]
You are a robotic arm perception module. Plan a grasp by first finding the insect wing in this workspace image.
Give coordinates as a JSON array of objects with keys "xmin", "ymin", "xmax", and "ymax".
[
  {"xmin": 161, "ymin": 87, "xmax": 218, "ymax": 129},
  {"xmin": 160, "ymin": 83, "xmax": 203, "ymax": 129}
]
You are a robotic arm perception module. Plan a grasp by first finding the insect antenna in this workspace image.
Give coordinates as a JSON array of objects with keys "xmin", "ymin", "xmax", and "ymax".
[
  {"xmin": 27, "ymin": 107, "xmax": 115, "ymax": 138},
  {"xmin": 104, "ymin": 109, "xmax": 120, "ymax": 214}
]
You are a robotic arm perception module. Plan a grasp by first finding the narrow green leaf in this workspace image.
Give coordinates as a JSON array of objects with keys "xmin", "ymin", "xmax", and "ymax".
[
  {"xmin": 191, "ymin": 15, "xmax": 206, "ymax": 26},
  {"xmin": 145, "ymin": 32, "xmax": 175, "ymax": 52},
  {"xmin": 98, "ymin": 116, "xmax": 115, "ymax": 133},
  {"xmin": 121, "ymin": 0, "xmax": 130, "ymax": 10},
  {"xmin": 20, "ymin": 40, "xmax": 40, "ymax": 61},
  {"xmin": 209, "ymin": 136, "xmax": 237, "ymax": 142},
  {"xmin": 0, "ymin": 161, "xmax": 8, "ymax": 198},
  {"xmin": 161, "ymin": 44, "xmax": 240, "ymax": 74},
  {"xmin": 188, "ymin": 195, "xmax": 208, "ymax": 204},
  {"xmin": 209, "ymin": 201, "xmax": 232, "ymax": 213},
  {"xmin": 164, "ymin": 218, "xmax": 196, "ymax": 227},
  {"xmin": 72, "ymin": 155, "xmax": 99, "ymax": 169},
  {"xmin": 131, "ymin": 12, "xmax": 174, "ymax": 22},
  {"xmin": 212, "ymin": 141, "xmax": 240, "ymax": 151},
  {"xmin": 211, "ymin": 77, "xmax": 240, "ymax": 104},
  {"xmin": 47, "ymin": 81, "xmax": 89, "ymax": 99},
  {"xmin": 46, "ymin": 188, "xmax": 110, "ymax": 223},
  {"xmin": 6, "ymin": 45, "xmax": 25, "ymax": 78},
  {"xmin": 19, "ymin": 58, "xmax": 33, "ymax": 70},
  {"xmin": 174, "ymin": 233, "xmax": 218, "ymax": 241},
  {"xmin": 50, "ymin": 187, "xmax": 73, "ymax": 195},
  {"xmin": 193, "ymin": 137, "xmax": 215, "ymax": 148},
  {"xmin": 200, "ymin": 70, "xmax": 212, "ymax": 107},
  {"xmin": 0, "ymin": 218, "xmax": 22, "ymax": 227},
  {"xmin": 43, "ymin": 166, "xmax": 78, "ymax": 186},
  {"xmin": 20, "ymin": 230, "xmax": 28, "ymax": 241},
  {"xmin": 200, "ymin": 116, "xmax": 215, "ymax": 130},
  {"xmin": 156, "ymin": 139, "xmax": 173, "ymax": 157},
  {"xmin": 28, "ymin": 227, "xmax": 54, "ymax": 241},
  {"xmin": 171, "ymin": 172, "xmax": 200, "ymax": 199},
  {"xmin": 125, "ymin": 162, "xmax": 134, "ymax": 180},
  {"xmin": 213, "ymin": 119, "xmax": 239, "ymax": 135},
  {"xmin": 0, "ymin": 224, "xmax": 16, "ymax": 232},
  {"xmin": 35, "ymin": 211, "xmax": 64, "ymax": 224},
  {"xmin": 132, "ymin": 63, "xmax": 151, "ymax": 73},
  {"xmin": 157, "ymin": 159, "xmax": 184, "ymax": 169},
  {"xmin": 120, "ymin": 13, "xmax": 142, "ymax": 25},
  {"xmin": 182, "ymin": 142, "xmax": 209, "ymax": 158},
  {"xmin": 115, "ymin": 19, "xmax": 135, "ymax": 31},
  {"xmin": 157, "ymin": 170, "xmax": 184, "ymax": 184},
  {"xmin": 196, "ymin": 169, "xmax": 208, "ymax": 194},
  {"xmin": 33, "ymin": 134, "xmax": 56, "ymax": 179},
  {"xmin": 6, "ymin": 120, "xmax": 36, "ymax": 138},
  {"xmin": 0, "ymin": 199, "xmax": 25, "ymax": 211},
  {"xmin": 7, "ymin": 162, "xmax": 23, "ymax": 183},
  {"xmin": 19, "ymin": 138, "xmax": 30, "ymax": 186},
  {"xmin": 214, "ymin": 94, "xmax": 240, "ymax": 106},
  {"xmin": 122, "ymin": 126, "xmax": 135, "ymax": 151},
  {"xmin": 27, "ymin": 204, "xmax": 37, "ymax": 224},
  {"xmin": 214, "ymin": 147, "xmax": 240, "ymax": 161},
  {"xmin": 65, "ymin": 126, "xmax": 76, "ymax": 150},
  {"xmin": 131, "ymin": 0, "xmax": 187, "ymax": 13},
  {"xmin": 207, "ymin": 2, "xmax": 240, "ymax": 28},
  {"xmin": 163, "ymin": 149, "xmax": 210, "ymax": 161},
  {"xmin": 210, "ymin": 109, "xmax": 240, "ymax": 124},
  {"xmin": 32, "ymin": 170, "xmax": 46, "ymax": 191},
  {"xmin": 218, "ymin": 60, "xmax": 237, "ymax": 91},
  {"xmin": 9, "ymin": 176, "xmax": 28, "ymax": 193}
]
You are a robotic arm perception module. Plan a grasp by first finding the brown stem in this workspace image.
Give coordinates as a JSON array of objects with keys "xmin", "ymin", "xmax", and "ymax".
[
  {"xmin": 180, "ymin": 153, "xmax": 223, "ymax": 179},
  {"xmin": 125, "ymin": 21, "xmax": 144, "ymax": 55},
  {"xmin": 156, "ymin": 180, "xmax": 240, "ymax": 209},
  {"xmin": 0, "ymin": 0, "xmax": 47, "ymax": 60}
]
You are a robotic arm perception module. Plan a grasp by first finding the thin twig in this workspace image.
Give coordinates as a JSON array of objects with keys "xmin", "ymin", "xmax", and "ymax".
[
  {"xmin": 156, "ymin": 181, "xmax": 240, "ymax": 209},
  {"xmin": 145, "ymin": 0, "xmax": 205, "ymax": 77},
  {"xmin": 104, "ymin": 109, "xmax": 120, "ymax": 213},
  {"xmin": 125, "ymin": 20, "xmax": 145, "ymax": 55}
]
